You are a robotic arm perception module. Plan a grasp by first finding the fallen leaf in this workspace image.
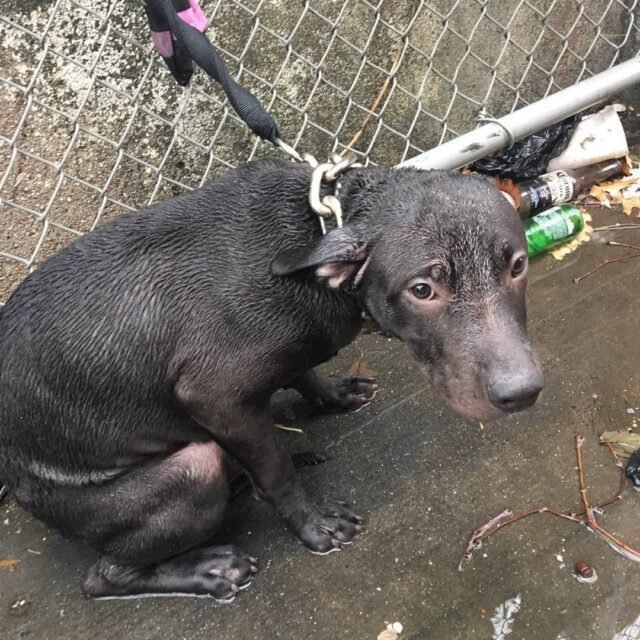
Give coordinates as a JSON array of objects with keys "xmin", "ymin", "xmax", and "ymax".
[
  {"xmin": 600, "ymin": 430, "xmax": 640, "ymax": 458},
  {"xmin": 349, "ymin": 351, "xmax": 378, "ymax": 378},
  {"xmin": 589, "ymin": 168, "xmax": 640, "ymax": 215},
  {"xmin": 0, "ymin": 559, "xmax": 21, "ymax": 570}
]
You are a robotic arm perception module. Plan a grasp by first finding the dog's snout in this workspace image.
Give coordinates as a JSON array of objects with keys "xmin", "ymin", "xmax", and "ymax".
[{"xmin": 488, "ymin": 372, "xmax": 543, "ymax": 414}]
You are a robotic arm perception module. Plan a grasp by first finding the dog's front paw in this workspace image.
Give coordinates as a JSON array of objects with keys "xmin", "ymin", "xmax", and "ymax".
[
  {"xmin": 314, "ymin": 374, "xmax": 379, "ymax": 413},
  {"xmin": 289, "ymin": 501, "xmax": 364, "ymax": 554}
]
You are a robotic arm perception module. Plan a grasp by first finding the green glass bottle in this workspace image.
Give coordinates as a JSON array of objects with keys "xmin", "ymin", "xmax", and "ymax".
[{"xmin": 524, "ymin": 204, "xmax": 584, "ymax": 257}]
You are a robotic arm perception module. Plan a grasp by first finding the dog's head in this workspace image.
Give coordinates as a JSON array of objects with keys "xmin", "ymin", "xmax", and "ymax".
[{"xmin": 272, "ymin": 168, "xmax": 543, "ymax": 421}]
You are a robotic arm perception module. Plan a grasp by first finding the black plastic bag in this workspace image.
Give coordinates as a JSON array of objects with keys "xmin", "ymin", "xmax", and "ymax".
[
  {"xmin": 470, "ymin": 115, "xmax": 579, "ymax": 181},
  {"xmin": 626, "ymin": 448, "xmax": 640, "ymax": 489}
]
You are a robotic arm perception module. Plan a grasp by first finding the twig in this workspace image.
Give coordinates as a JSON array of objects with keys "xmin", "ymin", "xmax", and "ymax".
[
  {"xmin": 458, "ymin": 435, "xmax": 640, "ymax": 571},
  {"xmin": 457, "ymin": 506, "xmax": 581, "ymax": 570},
  {"xmin": 593, "ymin": 224, "xmax": 640, "ymax": 232},
  {"xmin": 576, "ymin": 436, "xmax": 640, "ymax": 562},
  {"xmin": 608, "ymin": 241, "xmax": 640, "ymax": 251},
  {"xmin": 340, "ymin": 1, "xmax": 420, "ymax": 156},
  {"xmin": 457, "ymin": 509, "xmax": 512, "ymax": 571},
  {"xmin": 273, "ymin": 423, "xmax": 303, "ymax": 434},
  {"xmin": 573, "ymin": 253, "xmax": 640, "ymax": 284},
  {"xmin": 575, "ymin": 435, "xmax": 592, "ymax": 520},
  {"xmin": 594, "ymin": 439, "xmax": 627, "ymax": 510}
]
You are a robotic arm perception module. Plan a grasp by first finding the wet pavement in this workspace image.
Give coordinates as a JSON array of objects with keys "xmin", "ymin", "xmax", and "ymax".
[{"xmin": 2, "ymin": 205, "xmax": 640, "ymax": 640}]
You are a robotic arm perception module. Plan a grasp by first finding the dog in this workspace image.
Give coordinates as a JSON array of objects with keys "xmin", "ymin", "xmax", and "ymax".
[{"xmin": 0, "ymin": 159, "xmax": 543, "ymax": 599}]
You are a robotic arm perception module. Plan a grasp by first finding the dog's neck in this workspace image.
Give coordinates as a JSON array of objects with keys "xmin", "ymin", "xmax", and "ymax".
[{"xmin": 334, "ymin": 166, "xmax": 398, "ymax": 236}]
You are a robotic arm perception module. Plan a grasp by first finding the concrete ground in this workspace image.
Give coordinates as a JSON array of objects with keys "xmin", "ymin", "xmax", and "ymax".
[{"xmin": 2, "ymin": 204, "xmax": 640, "ymax": 639}]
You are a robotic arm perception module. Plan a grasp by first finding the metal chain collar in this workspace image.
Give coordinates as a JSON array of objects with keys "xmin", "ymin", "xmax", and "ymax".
[{"xmin": 275, "ymin": 138, "xmax": 362, "ymax": 235}]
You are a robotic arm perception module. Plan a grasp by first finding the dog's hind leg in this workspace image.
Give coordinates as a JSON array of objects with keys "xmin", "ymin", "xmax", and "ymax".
[{"xmin": 30, "ymin": 441, "xmax": 257, "ymax": 600}]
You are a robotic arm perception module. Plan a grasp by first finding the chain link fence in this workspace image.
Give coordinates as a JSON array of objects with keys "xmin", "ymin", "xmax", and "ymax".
[{"xmin": 1, "ymin": 0, "xmax": 639, "ymax": 302}]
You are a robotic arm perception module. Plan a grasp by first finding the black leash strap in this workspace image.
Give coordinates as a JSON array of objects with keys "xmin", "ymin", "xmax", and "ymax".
[{"xmin": 143, "ymin": 0, "xmax": 281, "ymax": 144}]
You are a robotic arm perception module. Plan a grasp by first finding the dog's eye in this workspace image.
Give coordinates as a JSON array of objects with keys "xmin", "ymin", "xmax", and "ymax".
[
  {"xmin": 410, "ymin": 283, "xmax": 435, "ymax": 300},
  {"xmin": 511, "ymin": 255, "xmax": 527, "ymax": 277}
]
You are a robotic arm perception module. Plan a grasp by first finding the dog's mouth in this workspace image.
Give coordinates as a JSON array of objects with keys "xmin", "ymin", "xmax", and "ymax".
[{"xmin": 417, "ymin": 363, "xmax": 510, "ymax": 422}]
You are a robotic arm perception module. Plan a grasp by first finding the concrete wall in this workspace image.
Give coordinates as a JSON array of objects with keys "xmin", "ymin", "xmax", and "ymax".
[{"xmin": 0, "ymin": 0, "xmax": 638, "ymax": 301}]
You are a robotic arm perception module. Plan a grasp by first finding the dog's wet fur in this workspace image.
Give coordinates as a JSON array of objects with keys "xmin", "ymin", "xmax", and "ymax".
[{"xmin": 0, "ymin": 160, "xmax": 542, "ymax": 599}]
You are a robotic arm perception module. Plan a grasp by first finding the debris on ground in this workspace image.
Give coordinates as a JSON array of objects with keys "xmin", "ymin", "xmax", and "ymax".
[
  {"xmin": 376, "ymin": 621, "xmax": 403, "ymax": 640},
  {"xmin": 573, "ymin": 239, "xmax": 640, "ymax": 283},
  {"xmin": 273, "ymin": 423, "xmax": 304, "ymax": 434},
  {"xmin": 548, "ymin": 105, "xmax": 629, "ymax": 172},
  {"xmin": 349, "ymin": 351, "xmax": 378, "ymax": 378},
  {"xmin": 0, "ymin": 558, "xmax": 21, "ymax": 570},
  {"xmin": 474, "ymin": 104, "xmax": 637, "ymax": 259},
  {"xmin": 470, "ymin": 116, "xmax": 579, "ymax": 180},
  {"xmin": 496, "ymin": 159, "xmax": 627, "ymax": 217},
  {"xmin": 459, "ymin": 436, "xmax": 640, "ymax": 571},
  {"xmin": 588, "ymin": 165, "xmax": 640, "ymax": 216},
  {"xmin": 524, "ymin": 205, "xmax": 585, "ymax": 258},
  {"xmin": 625, "ymin": 449, "xmax": 640, "ymax": 490},
  {"xmin": 490, "ymin": 594, "xmax": 522, "ymax": 640},
  {"xmin": 290, "ymin": 451, "xmax": 328, "ymax": 466},
  {"xmin": 549, "ymin": 211, "xmax": 593, "ymax": 260},
  {"xmin": 9, "ymin": 597, "xmax": 30, "ymax": 616},
  {"xmin": 613, "ymin": 614, "xmax": 640, "ymax": 640},
  {"xmin": 599, "ymin": 430, "xmax": 640, "ymax": 457},
  {"xmin": 574, "ymin": 560, "xmax": 598, "ymax": 584}
]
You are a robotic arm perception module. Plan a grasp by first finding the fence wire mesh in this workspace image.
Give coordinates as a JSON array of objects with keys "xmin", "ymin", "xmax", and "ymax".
[{"xmin": 1, "ymin": 0, "xmax": 639, "ymax": 302}]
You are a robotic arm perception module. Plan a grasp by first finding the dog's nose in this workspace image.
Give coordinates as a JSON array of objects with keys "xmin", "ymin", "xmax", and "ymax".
[{"xmin": 488, "ymin": 373, "xmax": 543, "ymax": 413}]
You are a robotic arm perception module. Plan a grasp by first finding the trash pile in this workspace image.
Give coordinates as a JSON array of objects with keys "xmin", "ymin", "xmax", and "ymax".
[{"xmin": 471, "ymin": 105, "xmax": 639, "ymax": 259}]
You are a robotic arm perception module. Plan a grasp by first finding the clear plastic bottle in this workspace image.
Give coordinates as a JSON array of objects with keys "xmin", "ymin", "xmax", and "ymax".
[{"xmin": 524, "ymin": 204, "xmax": 584, "ymax": 257}]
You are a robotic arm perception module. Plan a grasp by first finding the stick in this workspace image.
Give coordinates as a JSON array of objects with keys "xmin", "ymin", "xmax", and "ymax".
[
  {"xmin": 573, "ymin": 253, "xmax": 640, "ymax": 284},
  {"xmin": 593, "ymin": 439, "xmax": 627, "ymax": 510},
  {"xmin": 608, "ymin": 241, "xmax": 640, "ymax": 251},
  {"xmin": 458, "ymin": 435, "xmax": 640, "ymax": 570},
  {"xmin": 593, "ymin": 224, "xmax": 640, "ymax": 232},
  {"xmin": 575, "ymin": 435, "xmax": 593, "ymax": 522},
  {"xmin": 576, "ymin": 437, "xmax": 640, "ymax": 561},
  {"xmin": 340, "ymin": 1, "xmax": 420, "ymax": 155},
  {"xmin": 457, "ymin": 509, "xmax": 512, "ymax": 571}
]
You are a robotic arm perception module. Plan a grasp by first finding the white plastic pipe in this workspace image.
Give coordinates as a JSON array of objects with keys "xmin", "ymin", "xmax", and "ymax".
[{"xmin": 398, "ymin": 57, "xmax": 640, "ymax": 171}]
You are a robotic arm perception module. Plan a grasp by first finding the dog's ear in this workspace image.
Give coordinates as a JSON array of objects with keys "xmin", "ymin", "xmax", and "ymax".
[{"xmin": 271, "ymin": 227, "xmax": 368, "ymax": 289}]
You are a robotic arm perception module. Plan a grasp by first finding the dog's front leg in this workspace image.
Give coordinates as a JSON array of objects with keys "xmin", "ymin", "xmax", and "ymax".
[
  {"xmin": 176, "ymin": 383, "xmax": 363, "ymax": 554},
  {"xmin": 289, "ymin": 369, "xmax": 378, "ymax": 412}
]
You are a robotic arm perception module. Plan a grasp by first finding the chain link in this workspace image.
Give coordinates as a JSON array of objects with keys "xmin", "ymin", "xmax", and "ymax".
[
  {"xmin": 1, "ymin": 0, "xmax": 639, "ymax": 301},
  {"xmin": 307, "ymin": 152, "xmax": 362, "ymax": 233}
]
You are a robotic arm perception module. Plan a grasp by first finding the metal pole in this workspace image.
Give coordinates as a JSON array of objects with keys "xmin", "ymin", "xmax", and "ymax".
[{"xmin": 398, "ymin": 57, "xmax": 640, "ymax": 171}]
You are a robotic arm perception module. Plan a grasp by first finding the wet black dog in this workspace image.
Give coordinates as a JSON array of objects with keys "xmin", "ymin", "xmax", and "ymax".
[{"xmin": 0, "ymin": 159, "xmax": 542, "ymax": 599}]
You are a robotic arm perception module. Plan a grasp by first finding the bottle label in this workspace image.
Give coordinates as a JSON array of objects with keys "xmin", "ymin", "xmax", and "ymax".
[
  {"xmin": 534, "ymin": 207, "xmax": 573, "ymax": 241},
  {"xmin": 525, "ymin": 171, "xmax": 574, "ymax": 212},
  {"xmin": 542, "ymin": 171, "xmax": 573, "ymax": 203}
]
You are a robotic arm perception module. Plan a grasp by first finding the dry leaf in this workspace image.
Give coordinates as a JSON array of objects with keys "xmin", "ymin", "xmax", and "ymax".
[
  {"xmin": 600, "ymin": 430, "xmax": 640, "ymax": 458},
  {"xmin": 349, "ymin": 351, "xmax": 378, "ymax": 378},
  {"xmin": 589, "ymin": 168, "xmax": 640, "ymax": 216},
  {"xmin": 0, "ymin": 559, "xmax": 21, "ymax": 570}
]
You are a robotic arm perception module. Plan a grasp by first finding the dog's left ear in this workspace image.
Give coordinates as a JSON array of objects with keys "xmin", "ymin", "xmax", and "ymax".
[{"xmin": 271, "ymin": 227, "xmax": 368, "ymax": 289}]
